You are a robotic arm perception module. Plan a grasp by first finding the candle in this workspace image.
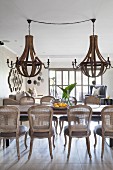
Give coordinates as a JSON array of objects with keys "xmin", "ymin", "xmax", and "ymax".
[
  {"xmin": 47, "ymin": 58, "xmax": 50, "ymax": 66},
  {"xmin": 74, "ymin": 59, "xmax": 76, "ymax": 65},
  {"xmin": 7, "ymin": 59, "xmax": 9, "ymax": 63},
  {"xmin": 107, "ymin": 57, "xmax": 109, "ymax": 62}
]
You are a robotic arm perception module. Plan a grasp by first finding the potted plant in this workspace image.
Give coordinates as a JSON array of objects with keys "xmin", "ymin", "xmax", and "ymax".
[{"xmin": 58, "ymin": 83, "xmax": 77, "ymax": 105}]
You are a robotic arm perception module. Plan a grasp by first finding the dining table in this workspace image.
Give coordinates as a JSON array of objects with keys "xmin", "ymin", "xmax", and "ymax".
[{"xmin": 13, "ymin": 104, "xmax": 106, "ymax": 115}]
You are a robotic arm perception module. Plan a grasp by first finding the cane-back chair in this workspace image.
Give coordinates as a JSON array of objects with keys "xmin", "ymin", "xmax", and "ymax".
[
  {"xmin": 19, "ymin": 96, "xmax": 35, "ymax": 105},
  {"xmin": 19, "ymin": 96, "xmax": 35, "ymax": 124},
  {"xmin": 101, "ymin": 105, "xmax": 113, "ymax": 158},
  {"xmin": 28, "ymin": 105, "xmax": 55, "ymax": 159},
  {"xmin": 40, "ymin": 96, "xmax": 58, "ymax": 134},
  {"xmin": 64, "ymin": 105, "xmax": 92, "ymax": 159},
  {"xmin": 59, "ymin": 97, "xmax": 77, "ymax": 135},
  {"xmin": 84, "ymin": 95, "xmax": 101, "ymax": 123},
  {"xmin": 84, "ymin": 95, "xmax": 100, "ymax": 105},
  {"xmin": 0, "ymin": 106, "xmax": 27, "ymax": 160}
]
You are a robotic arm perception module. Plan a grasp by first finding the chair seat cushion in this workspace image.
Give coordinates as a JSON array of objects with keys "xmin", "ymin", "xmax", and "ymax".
[
  {"xmin": 59, "ymin": 116, "xmax": 68, "ymax": 121},
  {"xmin": 94, "ymin": 125, "xmax": 113, "ymax": 137},
  {"xmin": 19, "ymin": 125, "xmax": 28, "ymax": 136},
  {"xmin": 94, "ymin": 125, "xmax": 102, "ymax": 136},
  {"xmin": 20, "ymin": 114, "xmax": 29, "ymax": 121},
  {"xmin": 29, "ymin": 127, "xmax": 55, "ymax": 138},
  {"xmin": 64, "ymin": 125, "xmax": 91, "ymax": 137},
  {"xmin": 53, "ymin": 116, "xmax": 58, "ymax": 121},
  {"xmin": 0, "ymin": 125, "xmax": 28, "ymax": 138},
  {"xmin": 91, "ymin": 115, "xmax": 101, "ymax": 122}
]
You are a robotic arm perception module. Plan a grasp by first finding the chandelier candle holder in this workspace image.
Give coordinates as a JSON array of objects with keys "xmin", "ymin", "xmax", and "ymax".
[
  {"xmin": 72, "ymin": 59, "xmax": 77, "ymax": 68},
  {"xmin": 7, "ymin": 19, "xmax": 50, "ymax": 77}
]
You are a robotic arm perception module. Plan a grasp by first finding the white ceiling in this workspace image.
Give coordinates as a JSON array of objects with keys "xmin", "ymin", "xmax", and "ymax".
[{"xmin": 0, "ymin": 0, "xmax": 113, "ymax": 59}]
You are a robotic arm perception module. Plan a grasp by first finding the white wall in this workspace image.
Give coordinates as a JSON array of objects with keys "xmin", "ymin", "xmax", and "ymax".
[
  {"xmin": 0, "ymin": 46, "xmax": 26, "ymax": 98},
  {"xmin": 27, "ymin": 68, "xmax": 49, "ymax": 96},
  {"xmin": 103, "ymin": 61, "xmax": 113, "ymax": 98}
]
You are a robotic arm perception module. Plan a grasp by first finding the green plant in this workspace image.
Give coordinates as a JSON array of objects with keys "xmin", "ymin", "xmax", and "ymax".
[{"xmin": 58, "ymin": 83, "xmax": 77, "ymax": 105}]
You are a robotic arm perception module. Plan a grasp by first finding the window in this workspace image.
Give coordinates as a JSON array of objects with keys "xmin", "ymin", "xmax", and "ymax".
[{"xmin": 49, "ymin": 68, "xmax": 102, "ymax": 101}]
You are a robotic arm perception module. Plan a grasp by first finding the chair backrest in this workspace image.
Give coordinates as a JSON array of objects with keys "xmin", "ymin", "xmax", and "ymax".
[
  {"xmin": 28, "ymin": 105, "xmax": 53, "ymax": 133},
  {"xmin": 101, "ymin": 105, "xmax": 113, "ymax": 135},
  {"xmin": 69, "ymin": 97, "xmax": 77, "ymax": 105},
  {"xmin": 0, "ymin": 106, "xmax": 20, "ymax": 133},
  {"xmin": 19, "ymin": 96, "xmax": 35, "ymax": 105},
  {"xmin": 84, "ymin": 96, "xmax": 100, "ymax": 105},
  {"xmin": 40, "ymin": 96, "xmax": 55, "ymax": 105},
  {"xmin": 67, "ymin": 105, "xmax": 92, "ymax": 137}
]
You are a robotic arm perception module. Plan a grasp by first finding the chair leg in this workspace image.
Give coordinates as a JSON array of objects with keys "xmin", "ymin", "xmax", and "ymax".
[
  {"xmin": 101, "ymin": 136, "xmax": 105, "ymax": 159},
  {"xmin": 86, "ymin": 137, "xmax": 92, "ymax": 158},
  {"xmin": 16, "ymin": 137, "xmax": 20, "ymax": 160},
  {"xmin": 59, "ymin": 120, "xmax": 64, "ymax": 135},
  {"xmin": 28, "ymin": 137, "xmax": 34, "ymax": 160},
  {"xmin": 94, "ymin": 130, "xmax": 97, "ymax": 148},
  {"xmin": 48, "ymin": 137, "xmax": 53, "ymax": 159},
  {"xmin": 64, "ymin": 133, "xmax": 67, "ymax": 148},
  {"xmin": 53, "ymin": 135, "xmax": 55, "ymax": 148},
  {"xmin": 3, "ymin": 139, "xmax": 6, "ymax": 149},
  {"xmin": 24, "ymin": 132, "xmax": 28, "ymax": 149},
  {"xmin": 55, "ymin": 119, "xmax": 58, "ymax": 134},
  {"xmin": 67, "ymin": 136, "xmax": 72, "ymax": 159}
]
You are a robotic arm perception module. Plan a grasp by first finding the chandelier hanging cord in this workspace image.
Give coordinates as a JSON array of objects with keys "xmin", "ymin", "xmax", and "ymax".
[
  {"xmin": 29, "ymin": 18, "xmax": 93, "ymax": 25},
  {"xmin": 91, "ymin": 18, "xmax": 96, "ymax": 35},
  {"xmin": 27, "ymin": 19, "xmax": 31, "ymax": 35}
]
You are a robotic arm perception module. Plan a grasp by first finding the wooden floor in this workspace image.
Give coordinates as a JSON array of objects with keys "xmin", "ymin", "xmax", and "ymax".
[{"xmin": 0, "ymin": 121, "xmax": 113, "ymax": 170}]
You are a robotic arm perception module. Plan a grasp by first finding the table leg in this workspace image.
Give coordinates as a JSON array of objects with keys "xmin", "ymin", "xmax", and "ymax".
[
  {"xmin": 6, "ymin": 139, "xmax": 10, "ymax": 147},
  {"xmin": 109, "ymin": 138, "xmax": 113, "ymax": 147}
]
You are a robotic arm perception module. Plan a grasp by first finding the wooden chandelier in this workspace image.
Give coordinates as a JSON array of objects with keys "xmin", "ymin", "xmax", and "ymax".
[
  {"xmin": 72, "ymin": 19, "xmax": 109, "ymax": 77},
  {"xmin": 16, "ymin": 34, "xmax": 43, "ymax": 77},
  {"xmin": 79, "ymin": 34, "xmax": 109, "ymax": 77},
  {"xmin": 7, "ymin": 19, "xmax": 49, "ymax": 78}
]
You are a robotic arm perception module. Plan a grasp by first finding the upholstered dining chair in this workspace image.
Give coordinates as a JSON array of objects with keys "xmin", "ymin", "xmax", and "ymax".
[
  {"xmin": 64, "ymin": 105, "xmax": 92, "ymax": 159},
  {"xmin": 19, "ymin": 96, "xmax": 35, "ymax": 124},
  {"xmin": 40, "ymin": 96, "xmax": 58, "ymax": 134},
  {"xmin": 84, "ymin": 95, "xmax": 101, "ymax": 123},
  {"xmin": 28, "ymin": 105, "xmax": 55, "ymax": 160},
  {"xmin": 59, "ymin": 97, "xmax": 77, "ymax": 135},
  {"xmin": 0, "ymin": 106, "xmax": 27, "ymax": 160}
]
